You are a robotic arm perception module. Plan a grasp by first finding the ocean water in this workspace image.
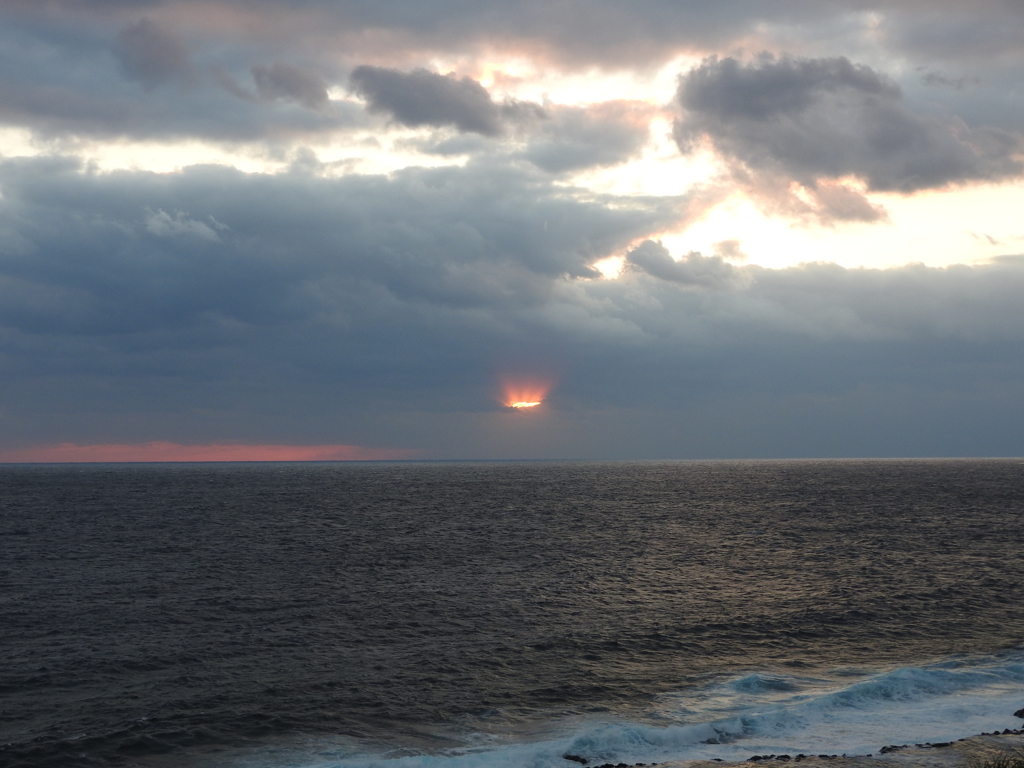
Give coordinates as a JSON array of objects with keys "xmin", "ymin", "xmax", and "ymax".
[{"xmin": 2, "ymin": 459, "xmax": 1024, "ymax": 768}]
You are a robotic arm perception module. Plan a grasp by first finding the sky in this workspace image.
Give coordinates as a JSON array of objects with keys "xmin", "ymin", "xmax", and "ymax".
[{"xmin": 1, "ymin": 0, "xmax": 1023, "ymax": 461}]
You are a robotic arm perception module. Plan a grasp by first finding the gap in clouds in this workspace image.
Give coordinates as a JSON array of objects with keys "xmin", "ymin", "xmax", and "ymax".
[{"xmin": 0, "ymin": 442, "xmax": 420, "ymax": 463}]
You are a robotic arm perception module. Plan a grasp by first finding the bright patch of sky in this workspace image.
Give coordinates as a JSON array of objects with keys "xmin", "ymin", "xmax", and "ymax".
[{"xmin": 6, "ymin": 45, "xmax": 1016, "ymax": 272}]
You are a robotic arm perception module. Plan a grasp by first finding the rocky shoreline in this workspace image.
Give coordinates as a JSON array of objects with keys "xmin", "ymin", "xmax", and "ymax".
[{"xmin": 562, "ymin": 729, "xmax": 1024, "ymax": 768}]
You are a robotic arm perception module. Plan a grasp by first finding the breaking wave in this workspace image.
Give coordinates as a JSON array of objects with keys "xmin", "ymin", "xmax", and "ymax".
[{"xmin": 233, "ymin": 651, "xmax": 1024, "ymax": 768}]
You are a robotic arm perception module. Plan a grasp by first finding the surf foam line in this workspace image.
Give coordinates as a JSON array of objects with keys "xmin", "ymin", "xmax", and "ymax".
[{"xmin": 237, "ymin": 651, "xmax": 1024, "ymax": 768}]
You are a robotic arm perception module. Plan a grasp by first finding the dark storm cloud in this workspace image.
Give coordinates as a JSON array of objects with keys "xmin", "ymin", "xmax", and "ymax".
[
  {"xmin": 0, "ymin": 155, "xmax": 678, "ymax": 339},
  {"xmin": 2, "ymin": 156, "xmax": 1024, "ymax": 455},
  {"xmin": 875, "ymin": 1, "xmax": 1024, "ymax": 64},
  {"xmin": 674, "ymin": 55, "xmax": 1024, "ymax": 194},
  {"xmin": 349, "ymin": 66, "xmax": 524, "ymax": 136},
  {"xmin": 3, "ymin": 1, "xmax": 1023, "ymax": 151},
  {"xmin": 0, "ymin": 10, "xmax": 360, "ymax": 141},
  {"xmin": 5, "ymin": 1, "xmax": 1024, "ymax": 72},
  {"xmin": 0, "ymin": 154, "xmax": 677, "ymax": 447},
  {"xmin": 113, "ymin": 18, "xmax": 193, "ymax": 91},
  {"xmin": 252, "ymin": 61, "xmax": 328, "ymax": 110},
  {"xmin": 3, "ymin": 156, "xmax": 1022, "ymax": 352},
  {"xmin": 11, "ymin": 0, "xmax": 815, "ymax": 65}
]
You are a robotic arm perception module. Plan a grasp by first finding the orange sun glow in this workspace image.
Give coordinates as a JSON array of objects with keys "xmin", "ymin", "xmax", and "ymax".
[{"xmin": 501, "ymin": 379, "xmax": 552, "ymax": 409}]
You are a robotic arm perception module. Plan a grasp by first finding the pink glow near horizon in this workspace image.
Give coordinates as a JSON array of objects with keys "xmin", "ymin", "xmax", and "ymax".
[{"xmin": 0, "ymin": 442, "xmax": 419, "ymax": 463}]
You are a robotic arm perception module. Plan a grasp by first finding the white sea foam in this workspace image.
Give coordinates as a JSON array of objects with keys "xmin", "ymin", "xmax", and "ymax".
[{"xmin": 238, "ymin": 652, "xmax": 1024, "ymax": 768}]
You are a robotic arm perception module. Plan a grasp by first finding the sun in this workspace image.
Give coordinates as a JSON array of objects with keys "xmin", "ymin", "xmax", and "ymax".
[
  {"xmin": 501, "ymin": 377, "xmax": 553, "ymax": 410},
  {"xmin": 508, "ymin": 400, "xmax": 542, "ymax": 409}
]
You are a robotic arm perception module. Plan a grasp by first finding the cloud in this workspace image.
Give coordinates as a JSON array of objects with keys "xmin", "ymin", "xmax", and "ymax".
[
  {"xmin": 144, "ymin": 208, "xmax": 223, "ymax": 240},
  {"xmin": 252, "ymin": 61, "xmax": 329, "ymax": 110},
  {"xmin": 8, "ymin": 2, "xmax": 1024, "ymax": 77},
  {"xmin": 919, "ymin": 70, "xmax": 979, "ymax": 90},
  {"xmin": 0, "ymin": 12, "xmax": 362, "ymax": 142},
  {"xmin": 0, "ymin": 2, "xmax": 876, "ymax": 72},
  {"xmin": 625, "ymin": 239, "xmax": 742, "ymax": 289},
  {"xmin": 5, "ymin": 3, "xmax": 1024, "ymax": 156},
  {"xmin": 877, "ymin": 2, "xmax": 1024, "ymax": 66},
  {"xmin": 712, "ymin": 239, "xmax": 747, "ymax": 261},
  {"xmin": 3, "ymin": 155, "xmax": 1024, "ymax": 456},
  {"xmin": 520, "ymin": 101, "xmax": 653, "ymax": 173},
  {"xmin": 349, "ymin": 66, "xmax": 534, "ymax": 135},
  {"xmin": 407, "ymin": 99, "xmax": 654, "ymax": 174},
  {"xmin": 674, "ymin": 54, "xmax": 1024, "ymax": 217},
  {"xmin": 0, "ymin": 155, "xmax": 679, "ymax": 339},
  {"xmin": 4, "ymin": 155, "xmax": 1024, "ymax": 355},
  {"xmin": 113, "ymin": 18, "xmax": 194, "ymax": 91}
]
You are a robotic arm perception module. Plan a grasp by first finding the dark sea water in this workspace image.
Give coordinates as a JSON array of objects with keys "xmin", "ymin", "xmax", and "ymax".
[{"xmin": 2, "ymin": 460, "xmax": 1024, "ymax": 768}]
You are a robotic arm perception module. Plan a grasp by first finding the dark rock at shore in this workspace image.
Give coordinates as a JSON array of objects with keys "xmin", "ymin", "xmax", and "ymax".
[
  {"xmin": 749, "ymin": 755, "xmax": 804, "ymax": 762},
  {"xmin": 581, "ymin": 728, "xmax": 1024, "ymax": 767},
  {"xmin": 1014, "ymin": 708, "xmax": 1024, "ymax": 719}
]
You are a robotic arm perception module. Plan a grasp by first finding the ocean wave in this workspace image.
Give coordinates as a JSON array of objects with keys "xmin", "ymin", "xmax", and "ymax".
[
  {"xmin": 244, "ymin": 651, "xmax": 1024, "ymax": 768},
  {"xmin": 730, "ymin": 674, "xmax": 801, "ymax": 694}
]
